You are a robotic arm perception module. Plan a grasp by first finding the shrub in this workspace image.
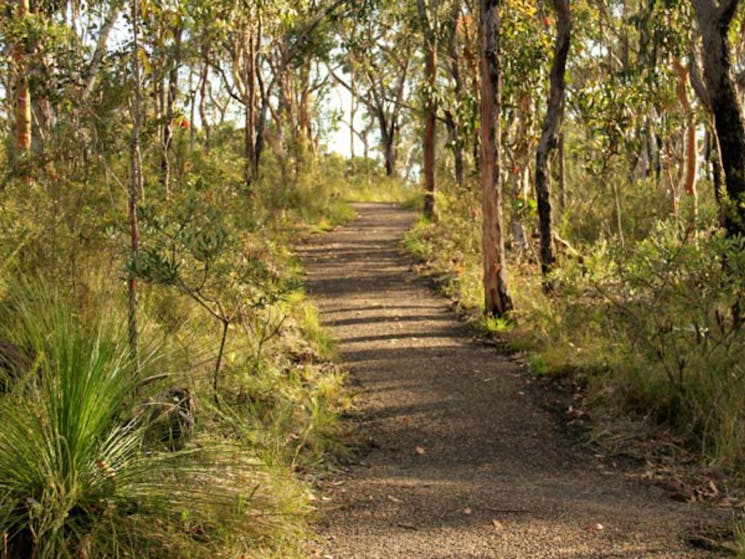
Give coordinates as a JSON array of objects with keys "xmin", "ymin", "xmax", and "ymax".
[{"xmin": 0, "ymin": 281, "xmax": 309, "ymax": 558}]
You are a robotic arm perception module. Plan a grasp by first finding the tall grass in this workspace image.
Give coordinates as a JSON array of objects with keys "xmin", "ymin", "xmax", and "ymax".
[{"xmin": 0, "ymin": 282, "xmax": 311, "ymax": 558}]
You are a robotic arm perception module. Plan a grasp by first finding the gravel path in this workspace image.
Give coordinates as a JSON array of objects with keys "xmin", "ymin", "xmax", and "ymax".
[{"xmin": 299, "ymin": 203, "xmax": 726, "ymax": 559}]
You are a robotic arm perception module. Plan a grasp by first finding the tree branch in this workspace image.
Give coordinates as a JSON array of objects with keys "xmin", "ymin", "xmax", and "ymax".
[
  {"xmin": 688, "ymin": 47, "xmax": 711, "ymax": 110},
  {"xmin": 81, "ymin": 1, "xmax": 123, "ymax": 101}
]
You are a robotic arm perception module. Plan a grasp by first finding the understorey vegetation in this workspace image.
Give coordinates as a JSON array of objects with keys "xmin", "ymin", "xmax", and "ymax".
[
  {"xmin": 0, "ymin": 0, "xmax": 432, "ymax": 552},
  {"xmin": 395, "ymin": 1, "xmax": 745, "ymax": 485},
  {"xmin": 3, "ymin": 0, "xmax": 745, "ymax": 554},
  {"xmin": 406, "ymin": 175, "xmax": 745, "ymax": 469},
  {"xmin": 0, "ymin": 149, "xmax": 366, "ymax": 557}
]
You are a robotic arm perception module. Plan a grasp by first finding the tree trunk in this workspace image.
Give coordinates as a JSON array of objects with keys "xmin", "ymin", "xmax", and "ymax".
[
  {"xmin": 447, "ymin": 1, "xmax": 466, "ymax": 188},
  {"xmin": 254, "ymin": 68, "xmax": 268, "ymax": 178},
  {"xmin": 535, "ymin": 0, "xmax": 570, "ymax": 280},
  {"xmin": 444, "ymin": 111, "xmax": 465, "ymax": 188},
  {"xmin": 383, "ymin": 139, "xmax": 397, "ymax": 176},
  {"xmin": 162, "ymin": 24, "xmax": 183, "ymax": 196},
  {"xmin": 13, "ymin": 0, "xmax": 31, "ymax": 156},
  {"xmin": 558, "ymin": 133, "xmax": 566, "ymax": 212},
  {"xmin": 418, "ymin": 0, "xmax": 437, "ymax": 220},
  {"xmin": 422, "ymin": 44, "xmax": 437, "ymax": 218},
  {"xmin": 673, "ymin": 57, "xmax": 699, "ymax": 226},
  {"xmin": 188, "ymin": 66, "xmax": 195, "ymax": 150},
  {"xmin": 199, "ymin": 45, "xmax": 211, "ymax": 153},
  {"xmin": 378, "ymin": 110, "xmax": 398, "ymax": 176},
  {"xmin": 129, "ymin": 0, "xmax": 144, "ymax": 369},
  {"xmin": 350, "ymin": 70, "xmax": 356, "ymax": 160},
  {"xmin": 244, "ymin": 30, "xmax": 257, "ymax": 188},
  {"xmin": 81, "ymin": 2, "xmax": 122, "ymax": 101},
  {"xmin": 691, "ymin": 0, "xmax": 745, "ymax": 237},
  {"xmin": 298, "ymin": 63, "xmax": 314, "ymax": 148},
  {"xmin": 479, "ymin": 0, "xmax": 512, "ymax": 317}
]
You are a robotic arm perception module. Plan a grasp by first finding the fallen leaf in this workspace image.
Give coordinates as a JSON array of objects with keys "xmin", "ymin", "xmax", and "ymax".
[
  {"xmin": 387, "ymin": 495, "xmax": 403, "ymax": 504},
  {"xmin": 492, "ymin": 519, "xmax": 505, "ymax": 531},
  {"xmin": 415, "ymin": 446, "xmax": 426, "ymax": 455},
  {"xmin": 463, "ymin": 507, "xmax": 472, "ymax": 515}
]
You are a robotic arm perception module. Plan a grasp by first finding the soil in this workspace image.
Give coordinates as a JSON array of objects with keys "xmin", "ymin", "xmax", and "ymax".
[{"xmin": 298, "ymin": 202, "xmax": 730, "ymax": 559}]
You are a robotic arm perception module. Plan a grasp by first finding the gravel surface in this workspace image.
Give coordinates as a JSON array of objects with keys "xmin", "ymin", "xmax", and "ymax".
[{"xmin": 298, "ymin": 203, "xmax": 727, "ymax": 559}]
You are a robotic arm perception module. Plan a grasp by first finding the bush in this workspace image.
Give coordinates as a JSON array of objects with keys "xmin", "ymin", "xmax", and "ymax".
[
  {"xmin": 405, "ymin": 175, "xmax": 745, "ymax": 470},
  {"xmin": 549, "ymin": 224, "xmax": 745, "ymax": 462},
  {"xmin": 0, "ymin": 282, "xmax": 310, "ymax": 558}
]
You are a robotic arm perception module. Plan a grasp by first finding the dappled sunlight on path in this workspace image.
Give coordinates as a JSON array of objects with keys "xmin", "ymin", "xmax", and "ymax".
[{"xmin": 299, "ymin": 203, "xmax": 723, "ymax": 559}]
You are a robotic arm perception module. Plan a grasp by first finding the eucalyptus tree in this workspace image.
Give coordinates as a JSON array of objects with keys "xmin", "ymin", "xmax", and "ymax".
[
  {"xmin": 479, "ymin": 0, "xmax": 512, "ymax": 317},
  {"xmin": 691, "ymin": 0, "xmax": 745, "ymax": 238},
  {"xmin": 216, "ymin": 0, "xmax": 344, "ymax": 186},
  {"xmin": 501, "ymin": 2, "xmax": 550, "ymax": 252},
  {"xmin": 534, "ymin": 0, "xmax": 570, "ymax": 280},
  {"xmin": 11, "ymin": 0, "xmax": 31, "ymax": 156},
  {"xmin": 440, "ymin": 1, "xmax": 470, "ymax": 188},
  {"xmin": 333, "ymin": 0, "xmax": 414, "ymax": 176},
  {"xmin": 416, "ymin": 0, "xmax": 446, "ymax": 218},
  {"xmin": 559, "ymin": 0, "xmax": 693, "ymax": 241}
]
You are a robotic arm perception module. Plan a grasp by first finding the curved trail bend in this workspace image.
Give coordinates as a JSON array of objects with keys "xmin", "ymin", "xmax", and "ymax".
[{"xmin": 299, "ymin": 203, "xmax": 723, "ymax": 559}]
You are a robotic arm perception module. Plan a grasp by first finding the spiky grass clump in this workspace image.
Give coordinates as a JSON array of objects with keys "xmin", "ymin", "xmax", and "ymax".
[{"xmin": 0, "ymin": 283, "xmax": 309, "ymax": 558}]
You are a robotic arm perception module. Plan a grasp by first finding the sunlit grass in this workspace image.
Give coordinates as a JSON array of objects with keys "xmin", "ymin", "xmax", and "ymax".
[
  {"xmin": 0, "ymin": 278, "xmax": 332, "ymax": 558},
  {"xmin": 404, "ymin": 178, "xmax": 745, "ymax": 474}
]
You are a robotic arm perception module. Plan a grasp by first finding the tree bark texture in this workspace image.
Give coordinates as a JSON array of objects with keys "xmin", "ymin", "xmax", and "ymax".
[
  {"xmin": 128, "ymin": 0, "xmax": 144, "ymax": 367},
  {"xmin": 479, "ymin": 0, "xmax": 512, "ymax": 317},
  {"xmin": 377, "ymin": 108, "xmax": 399, "ymax": 176},
  {"xmin": 691, "ymin": 0, "xmax": 745, "ymax": 237},
  {"xmin": 447, "ymin": 2, "xmax": 466, "ymax": 188},
  {"xmin": 13, "ymin": 0, "xmax": 31, "ymax": 155},
  {"xmin": 535, "ymin": 0, "xmax": 570, "ymax": 278},
  {"xmin": 418, "ymin": 0, "xmax": 437, "ymax": 220},
  {"xmin": 673, "ymin": 58, "xmax": 698, "ymax": 223}
]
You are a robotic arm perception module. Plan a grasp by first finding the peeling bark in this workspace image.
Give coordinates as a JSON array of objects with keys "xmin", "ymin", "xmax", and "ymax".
[{"xmin": 13, "ymin": 0, "xmax": 31, "ymax": 156}]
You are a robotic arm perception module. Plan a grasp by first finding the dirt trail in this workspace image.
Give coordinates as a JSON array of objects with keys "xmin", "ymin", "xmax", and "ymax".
[{"xmin": 298, "ymin": 203, "xmax": 725, "ymax": 559}]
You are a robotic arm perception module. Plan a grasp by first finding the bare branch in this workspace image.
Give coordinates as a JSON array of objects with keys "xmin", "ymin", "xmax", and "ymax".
[{"xmin": 81, "ymin": 1, "xmax": 123, "ymax": 101}]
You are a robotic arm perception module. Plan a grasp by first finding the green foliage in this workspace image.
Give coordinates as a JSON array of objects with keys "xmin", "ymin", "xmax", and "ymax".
[
  {"xmin": 407, "ymin": 168, "xmax": 745, "ymax": 470},
  {"xmin": 0, "ymin": 89, "xmax": 362, "ymax": 556},
  {"xmin": 404, "ymin": 186, "xmax": 484, "ymax": 313},
  {"xmin": 548, "ymin": 224, "xmax": 745, "ymax": 462},
  {"xmin": 0, "ymin": 281, "xmax": 317, "ymax": 558}
]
